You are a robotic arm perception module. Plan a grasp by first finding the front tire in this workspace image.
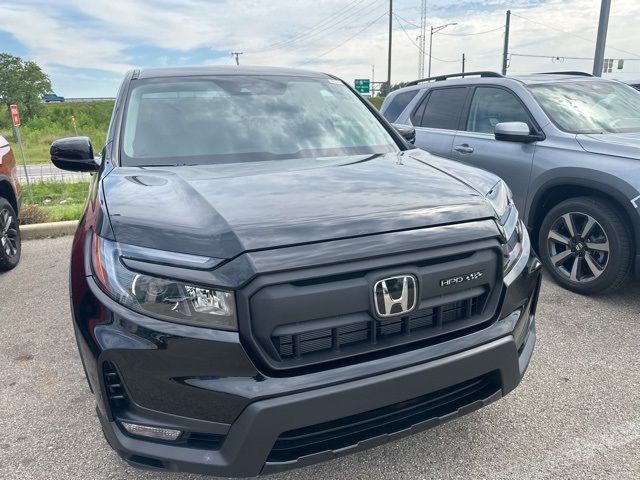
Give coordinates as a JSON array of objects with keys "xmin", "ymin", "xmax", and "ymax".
[
  {"xmin": 0, "ymin": 198, "xmax": 21, "ymax": 271},
  {"xmin": 538, "ymin": 196, "xmax": 632, "ymax": 295}
]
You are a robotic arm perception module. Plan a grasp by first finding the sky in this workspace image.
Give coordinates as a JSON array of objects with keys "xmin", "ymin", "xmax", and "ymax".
[{"xmin": 0, "ymin": 0, "xmax": 639, "ymax": 97}]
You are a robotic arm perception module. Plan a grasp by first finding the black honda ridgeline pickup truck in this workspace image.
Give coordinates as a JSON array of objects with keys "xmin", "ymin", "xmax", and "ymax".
[{"xmin": 51, "ymin": 66, "xmax": 541, "ymax": 476}]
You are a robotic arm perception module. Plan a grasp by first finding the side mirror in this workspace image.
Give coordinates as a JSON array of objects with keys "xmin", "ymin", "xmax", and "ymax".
[
  {"xmin": 392, "ymin": 123, "xmax": 416, "ymax": 144},
  {"xmin": 494, "ymin": 122, "xmax": 542, "ymax": 143},
  {"xmin": 50, "ymin": 136, "xmax": 99, "ymax": 172}
]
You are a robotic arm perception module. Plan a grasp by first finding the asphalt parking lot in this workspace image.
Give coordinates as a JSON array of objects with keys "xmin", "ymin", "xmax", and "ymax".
[{"xmin": 1, "ymin": 236, "xmax": 639, "ymax": 480}]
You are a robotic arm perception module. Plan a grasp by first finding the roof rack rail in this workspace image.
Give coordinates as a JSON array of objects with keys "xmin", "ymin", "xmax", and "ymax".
[
  {"xmin": 535, "ymin": 71, "xmax": 593, "ymax": 77},
  {"xmin": 405, "ymin": 71, "xmax": 503, "ymax": 86}
]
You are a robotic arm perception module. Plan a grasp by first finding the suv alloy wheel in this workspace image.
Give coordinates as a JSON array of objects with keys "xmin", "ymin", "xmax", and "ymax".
[
  {"xmin": 0, "ymin": 197, "xmax": 21, "ymax": 271},
  {"xmin": 539, "ymin": 196, "xmax": 632, "ymax": 294}
]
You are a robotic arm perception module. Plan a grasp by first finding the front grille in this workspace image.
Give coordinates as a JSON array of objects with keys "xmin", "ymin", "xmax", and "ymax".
[
  {"xmin": 267, "ymin": 373, "xmax": 500, "ymax": 463},
  {"xmin": 274, "ymin": 296, "xmax": 482, "ymax": 360},
  {"xmin": 103, "ymin": 361, "xmax": 128, "ymax": 410},
  {"xmin": 247, "ymin": 243, "xmax": 502, "ymax": 372}
]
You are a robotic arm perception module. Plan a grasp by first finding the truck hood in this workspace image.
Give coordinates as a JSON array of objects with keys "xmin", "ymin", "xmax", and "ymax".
[
  {"xmin": 576, "ymin": 132, "xmax": 640, "ymax": 160},
  {"xmin": 103, "ymin": 150, "xmax": 498, "ymax": 259}
]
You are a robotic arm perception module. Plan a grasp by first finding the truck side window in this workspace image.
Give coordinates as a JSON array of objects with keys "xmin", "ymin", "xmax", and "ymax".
[
  {"xmin": 417, "ymin": 88, "xmax": 468, "ymax": 130},
  {"xmin": 382, "ymin": 90, "xmax": 419, "ymax": 122},
  {"xmin": 467, "ymin": 87, "xmax": 531, "ymax": 134}
]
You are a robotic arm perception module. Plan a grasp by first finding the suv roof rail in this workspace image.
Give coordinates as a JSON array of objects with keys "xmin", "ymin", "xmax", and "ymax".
[
  {"xmin": 535, "ymin": 71, "xmax": 593, "ymax": 77},
  {"xmin": 405, "ymin": 71, "xmax": 503, "ymax": 86}
]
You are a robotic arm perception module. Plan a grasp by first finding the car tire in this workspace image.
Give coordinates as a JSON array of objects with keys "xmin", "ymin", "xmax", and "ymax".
[
  {"xmin": 538, "ymin": 196, "xmax": 632, "ymax": 295},
  {"xmin": 0, "ymin": 197, "xmax": 21, "ymax": 271}
]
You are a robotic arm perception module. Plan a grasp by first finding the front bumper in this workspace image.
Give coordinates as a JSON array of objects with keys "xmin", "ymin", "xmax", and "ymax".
[
  {"xmin": 78, "ymin": 253, "xmax": 541, "ymax": 477},
  {"xmin": 100, "ymin": 321, "xmax": 536, "ymax": 476},
  {"xmin": 70, "ymin": 219, "xmax": 542, "ymax": 476}
]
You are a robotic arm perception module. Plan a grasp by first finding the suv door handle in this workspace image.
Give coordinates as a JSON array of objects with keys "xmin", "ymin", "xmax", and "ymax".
[{"xmin": 454, "ymin": 144, "xmax": 474, "ymax": 154}]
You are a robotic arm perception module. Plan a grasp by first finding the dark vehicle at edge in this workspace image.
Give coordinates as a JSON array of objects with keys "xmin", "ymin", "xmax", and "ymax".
[
  {"xmin": 51, "ymin": 66, "xmax": 541, "ymax": 476},
  {"xmin": 0, "ymin": 135, "xmax": 21, "ymax": 270}
]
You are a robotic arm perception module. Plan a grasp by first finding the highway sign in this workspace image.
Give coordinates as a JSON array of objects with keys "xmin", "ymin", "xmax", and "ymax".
[{"xmin": 354, "ymin": 79, "xmax": 370, "ymax": 94}]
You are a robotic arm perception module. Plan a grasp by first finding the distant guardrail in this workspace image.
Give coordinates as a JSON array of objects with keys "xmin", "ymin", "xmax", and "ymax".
[{"xmin": 63, "ymin": 97, "xmax": 116, "ymax": 103}]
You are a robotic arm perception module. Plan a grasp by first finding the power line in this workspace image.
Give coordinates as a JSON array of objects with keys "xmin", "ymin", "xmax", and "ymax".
[
  {"xmin": 511, "ymin": 12, "xmax": 640, "ymax": 59},
  {"xmin": 254, "ymin": 0, "xmax": 384, "ymax": 55},
  {"xmin": 393, "ymin": 12, "xmax": 420, "ymax": 29},
  {"xmin": 252, "ymin": 0, "xmax": 370, "ymax": 53},
  {"xmin": 394, "ymin": 14, "xmax": 458, "ymax": 62},
  {"xmin": 511, "ymin": 52, "xmax": 640, "ymax": 61},
  {"xmin": 436, "ymin": 25, "xmax": 504, "ymax": 36},
  {"xmin": 301, "ymin": 12, "xmax": 388, "ymax": 64},
  {"xmin": 394, "ymin": 13, "xmax": 504, "ymax": 37},
  {"xmin": 466, "ymin": 49, "xmax": 504, "ymax": 60}
]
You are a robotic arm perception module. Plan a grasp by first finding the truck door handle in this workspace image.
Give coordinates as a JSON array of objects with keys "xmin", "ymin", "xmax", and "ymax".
[{"xmin": 454, "ymin": 144, "xmax": 474, "ymax": 154}]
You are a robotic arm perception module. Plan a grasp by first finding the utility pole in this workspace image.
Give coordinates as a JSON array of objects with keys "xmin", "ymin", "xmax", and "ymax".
[
  {"xmin": 502, "ymin": 10, "xmax": 510, "ymax": 75},
  {"xmin": 387, "ymin": 0, "xmax": 393, "ymax": 88},
  {"xmin": 593, "ymin": 0, "xmax": 611, "ymax": 77},
  {"xmin": 462, "ymin": 53, "xmax": 466, "ymax": 75},
  {"xmin": 428, "ymin": 23, "xmax": 457, "ymax": 77},
  {"xmin": 231, "ymin": 52, "xmax": 244, "ymax": 65},
  {"xmin": 428, "ymin": 26, "xmax": 433, "ymax": 78},
  {"xmin": 417, "ymin": 0, "xmax": 427, "ymax": 78}
]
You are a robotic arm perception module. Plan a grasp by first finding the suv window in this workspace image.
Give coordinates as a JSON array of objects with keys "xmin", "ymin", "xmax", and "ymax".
[
  {"xmin": 415, "ymin": 88, "xmax": 467, "ymax": 130},
  {"xmin": 529, "ymin": 81, "xmax": 640, "ymax": 134},
  {"xmin": 383, "ymin": 90, "xmax": 419, "ymax": 122},
  {"xmin": 466, "ymin": 87, "xmax": 531, "ymax": 133}
]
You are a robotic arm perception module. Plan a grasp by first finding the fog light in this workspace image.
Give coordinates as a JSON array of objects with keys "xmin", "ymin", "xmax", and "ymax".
[{"xmin": 121, "ymin": 422, "xmax": 182, "ymax": 441}]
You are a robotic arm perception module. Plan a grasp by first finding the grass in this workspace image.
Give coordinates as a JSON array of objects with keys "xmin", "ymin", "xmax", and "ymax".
[
  {"xmin": 21, "ymin": 181, "xmax": 90, "ymax": 224},
  {"xmin": 368, "ymin": 96, "xmax": 384, "ymax": 109},
  {"xmin": 1, "ymin": 101, "xmax": 113, "ymax": 164}
]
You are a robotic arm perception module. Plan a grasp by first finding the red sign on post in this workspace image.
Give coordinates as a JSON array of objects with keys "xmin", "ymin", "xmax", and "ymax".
[{"xmin": 9, "ymin": 104, "xmax": 20, "ymax": 127}]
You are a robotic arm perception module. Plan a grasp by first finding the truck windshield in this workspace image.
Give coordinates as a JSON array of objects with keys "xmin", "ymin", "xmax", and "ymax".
[
  {"xmin": 528, "ymin": 81, "xmax": 640, "ymax": 134},
  {"xmin": 121, "ymin": 76, "xmax": 399, "ymax": 166}
]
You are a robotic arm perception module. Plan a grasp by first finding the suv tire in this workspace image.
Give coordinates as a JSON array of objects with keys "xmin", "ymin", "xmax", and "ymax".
[
  {"xmin": 0, "ymin": 197, "xmax": 21, "ymax": 271},
  {"xmin": 538, "ymin": 196, "xmax": 632, "ymax": 294}
]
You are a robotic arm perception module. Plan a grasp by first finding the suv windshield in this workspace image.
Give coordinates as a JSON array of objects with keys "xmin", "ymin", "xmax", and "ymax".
[
  {"xmin": 528, "ymin": 81, "xmax": 640, "ymax": 134},
  {"xmin": 121, "ymin": 76, "xmax": 399, "ymax": 166}
]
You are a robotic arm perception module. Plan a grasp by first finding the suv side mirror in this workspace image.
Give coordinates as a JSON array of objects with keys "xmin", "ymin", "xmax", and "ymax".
[
  {"xmin": 50, "ymin": 136, "xmax": 99, "ymax": 172},
  {"xmin": 494, "ymin": 122, "xmax": 542, "ymax": 143},
  {"xmin": 392, "ymin": 124, "xmax": 416, "ymax": 144}
]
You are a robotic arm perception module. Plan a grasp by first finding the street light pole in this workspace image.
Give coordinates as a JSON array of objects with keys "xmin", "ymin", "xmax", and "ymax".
[{"xmin": 428, "ymin": 23, "xmax": 457, "ymax": 78}]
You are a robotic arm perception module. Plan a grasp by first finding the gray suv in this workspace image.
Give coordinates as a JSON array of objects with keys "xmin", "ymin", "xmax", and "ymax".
[{"xmin": 382, "ymin": 71, "xmax": 640, "ymax": 294}]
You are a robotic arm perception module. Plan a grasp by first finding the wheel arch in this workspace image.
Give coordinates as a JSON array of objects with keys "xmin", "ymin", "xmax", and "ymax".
[
  {"xmin": 0, "ymin": 176, "xmax": 18, "ymax": 216},
  {"xmin": 526, "ymin": 173, "xmax": 640, "ymax": 257}
]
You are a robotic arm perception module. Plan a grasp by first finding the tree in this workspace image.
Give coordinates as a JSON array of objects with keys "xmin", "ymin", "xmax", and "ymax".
[
  {"xmin": 377, "ymin": 81, "xmax": 409, "ymax": 98},
  {"xmin": 0, "ymin": 53, "xmax": 51, "ymax": 125}
]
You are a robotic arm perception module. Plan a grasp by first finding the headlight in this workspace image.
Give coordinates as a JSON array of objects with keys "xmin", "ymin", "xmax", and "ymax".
[
  {"xmin": 485, "ymin": 180, "xmax": 524, "ymax": 273},
  {"xmin": 503, "ymin": 217, "xmax": 525, "ymax": 274},
  {"xmin": 91, "ymin": 233, "xmax": 237, "ymax": 330},
  {"xmin": 486, "ymin": 180, "xmax": 513, "ymax": 222}
]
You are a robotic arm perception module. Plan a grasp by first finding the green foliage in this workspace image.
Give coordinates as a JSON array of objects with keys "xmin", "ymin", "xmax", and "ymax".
[
  {"xmin": 0, "ymin": 101, "xmax": 113, "ymax": 164},
  {"xmin": 377, "ymin": 82, "xmax": 409, "ymax": 98},
  {"xmin": 22, "ymin": 181, "xmax": 90, "ymax": 223},
  {"xmin": 368, "ymin": 97, "xmax": 384, "ymax": 110},
  {"xmin": 0, "ymin": 52, "xmax": 51, "ymax": 126}
]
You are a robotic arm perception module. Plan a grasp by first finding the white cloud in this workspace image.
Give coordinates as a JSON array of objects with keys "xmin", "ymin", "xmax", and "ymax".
[
  {"xmin": 1, "ymin": 0, "xmax": 639, "ymax": 96},
  {"xmin": 0, "ymin": 3, "xmax": 133, "ymax": 74}
]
